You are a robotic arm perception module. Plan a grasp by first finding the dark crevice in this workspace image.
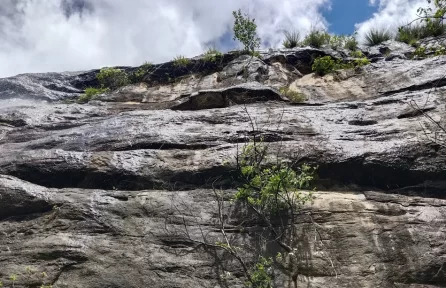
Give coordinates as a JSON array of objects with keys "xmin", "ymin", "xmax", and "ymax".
[
  {"xmin": 111, "ymin": 142, "xmax": 216, "ymax": 151},
  {"xmin": 397, "ymin": 107, "xmax": 436, "ymax": 119},
  {"xmin": 313, "ymin": 159, "xmax": 446, "ymax": 199},
  {"xmin": 348, "ymin": 120, "xmax": 378, "ymax": 126},
  {"xmin": 381, "ymin": 78, "xmax": 446, "ymax": 96}
]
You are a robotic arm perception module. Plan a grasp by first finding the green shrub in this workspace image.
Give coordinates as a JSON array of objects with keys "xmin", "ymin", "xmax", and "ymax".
[
  {"xmin": 353, "ymin": 57, "xmax": 371, "ymax": 67},
  {"xmin": 414, "ymin": 46, "xmax": 427, "ymax": 58},
  {"xmin": 232, "ymin": 9, "xmax": 261, "ymax": 53},
  {"xmin": 364, "ymin": 29, "xmax": 391, "ymax": 46},
  {"xmin": 279, "ymin": 87, "xmax": 306, "ymax": 103},
  {"xmin": 329, "ymin": 35, "xmax": 344, "ymax": 50},
  {"xmin": 349, "ymin": 50, "xmax": 364, "ymax": 58},
  {"xmin": 312, "ymin": 56, "xmax": 337, "ymax": 75},
  {"xmin": 78, "ymin": 87, "xmax": 109, "ymax": 103},
  {"xmin": 344, "ymin": 35, "xmax": 358, "ymax": 51},
  {"xmin": 130, "ymin": 61, "xmax": 153, "ymax": 83},
  {"xmin": 434, "ymin": 45, "xmax": 446, "ymax": 56},
  {"xmin": 235, "ymin": 142, "xmax": 315, "ymax": 214},
  {"xmin": 97, "ymin": 67, "xmax": 129, "ymax": 89},
  {"xmin": 173, "ymin": 55, "xmax": 191, "ymax": 68},
  {"xmin": 203, "ymin": 48, "xmax": 224, "ymax": 63},
  {"xmin": 245, "ymin": 257, "xmax": 273, "ymax": 288},
  {"xmin": 282, "ymin": 30, "xmax": 301, "ymax": 48},
  {"xmin": 303, "ymin": 29, "xmax": 330, "ymax": 48},
  {"xmin": 396, "ymin": 24, "xmax": 422, "ymax": 44}
]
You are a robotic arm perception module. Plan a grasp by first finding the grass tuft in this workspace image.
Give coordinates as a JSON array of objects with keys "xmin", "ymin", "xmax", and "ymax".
[
  {"xmin": 279, "ymin": 87, "xmax": 306, "ymax": 103},
  {"xmin": 364, "ymin": 29, "xmax": 392, "ymax": 46},
  {"xmin": 303, "ymin": 29, "xmax": 330, "ymax": 48},
  {"xmin": 282, "ymin": 30, "xmax": 301, "ymax": 48}
]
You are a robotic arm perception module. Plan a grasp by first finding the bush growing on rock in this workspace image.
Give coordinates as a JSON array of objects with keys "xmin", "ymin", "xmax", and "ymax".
[
  {"xmin": 279, "ymin": 87, "xmax": 306, "ymax": 103},
  {"xmin": 344, "ymin": 34, "xmax": 359, "ymax": 50},
  {"xmin": 129, "ymin": 61, "xmax": 153, "ymax": 83},
  {"xmin": 282, "ymin": 30, "xmax": 301, "ymax": 48},
  {"xmin": 303, "ymin": 29, "xmax": 330, "ymax": 48},
  {"xmin": 364, "ymin": 28, "xmax": 392, "ymax": 46},
  {"xmin": 78, "ymin": 87, "xmax": 109, "ymax": 103},
  {"xmin": 232, "ymin": 9, "xmax": 261, "ymax": 54},
  {"xmin": 97, "ymin": 67, "xmax": 129, "ymax": 90},
  {"xmin": 203, "ymin": 48, "xmax": 223, "ymax": 63},
  {"xmin": 173, "ymin": 55, "xmax": 191, "ymax": 68},
  {"xmin": 312, "ymin": 56, "xmax": 337, "ymax": 75}
]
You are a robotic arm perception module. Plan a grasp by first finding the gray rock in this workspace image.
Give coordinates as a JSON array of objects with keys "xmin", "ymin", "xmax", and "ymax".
[{"xmin": 0, "ymin": 42, "xmax": 446, "ymax": 287}]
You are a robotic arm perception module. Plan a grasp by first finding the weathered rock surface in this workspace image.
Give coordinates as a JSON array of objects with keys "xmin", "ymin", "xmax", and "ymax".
[{"xmin": 0, "ymin": 44, "xmax": 445, "ymax": 287}]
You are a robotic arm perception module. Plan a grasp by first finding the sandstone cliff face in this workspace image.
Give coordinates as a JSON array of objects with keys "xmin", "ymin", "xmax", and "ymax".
[{"xmin": 0, "ymin": 41, "xmax": 445, "ymax": 288}]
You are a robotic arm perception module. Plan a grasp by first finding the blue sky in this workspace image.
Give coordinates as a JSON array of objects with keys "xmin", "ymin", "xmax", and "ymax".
[{"xmin": 324, "ymin": 0, "xmax": 378, "ymax": 35}]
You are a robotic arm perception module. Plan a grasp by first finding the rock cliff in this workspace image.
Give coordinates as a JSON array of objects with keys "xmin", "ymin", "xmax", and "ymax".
[{"xmin": 0, "ymin": 41, "xmax": 445, "ymax": 287}]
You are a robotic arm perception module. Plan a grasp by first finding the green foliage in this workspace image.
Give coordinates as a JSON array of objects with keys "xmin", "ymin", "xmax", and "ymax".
[
  {"xmin": 245, "ymin": 257, "xmax": 273, "ymax": 288},
  {"xmin": 235, "ymin": 141, "xmax": 315, "ymax": 215},
  {"xmin": 232, "ymin": 9, "xmax": 261, "ymax": 53},
  {"xmin": 344, "ymin": 34, "xmax": 359, "ymax": 51},
  {"xmin": 397, "ymin": 21, "xmax": 445, "ymax": 44},
  {"xmin": 353, "ymin": 57, "xmax": 371, "ymax": 67},
  {"xmin": 130, "ymin": 61, "xmax": 153, "ymax": 83},
  {"xmin": 203, "ymin": 48, "xmax": 224, "ymax": 63},
  {"xmin": 173, "ymin": 55, "xmax": 191, "ymax": 68},
  {"xmin": 414, "ymin": 46, "xmax": 427, "ymax": 58},
  {"xmin": 312, "ymin": 55, "xmax": 370, "ymax": 76},
  {"xmin": 312, "ymin": 56, "xmax": 337, "ymax": 76},
  {"xmin": 0, "ymin": 281, "xmax": 3, "ymax": 287},
  {"xmin": 417, "ymin": 0, "xmax": 446, "ymax": 31},
  {"xmin": 349, "ymin": 50, "xmax": 364, "ymax": 58},
  {"xmin": 303, "ymin": 29, "xmax": 330, "ymax": 48},
  {"xmin": 282, "ymin": 30, "xmax": 301, "ymax": 48},
  {"xmin": 78, "ymin": 87, "xmax": 109, "ymax": 103},
  {"xmin": 97, "ymin": 67, "xmax": 129, "ymax": 89},
  {"xmin": 364, "ymin": 29, "xmax": 392, "ymax": 46},
  {"xmin": 329, "ymin": 35, "xmax": 344, "ymax": 50},
  {"xmin": 434, "ymin": 45, "xmax": 446, "ymax": 55},
  {"xmin": 279, "ymin": 87, "xmax": 306, "ymax": 103}
]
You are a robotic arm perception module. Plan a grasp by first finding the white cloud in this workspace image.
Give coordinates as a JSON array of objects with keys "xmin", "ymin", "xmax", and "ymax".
[
  {"xmin": 0, "ymin": 0, "xmax": 330, "ymax": 77},
  {"xmin": 355, "ymin": 0, "xmax": 432, "ymax": 43}
]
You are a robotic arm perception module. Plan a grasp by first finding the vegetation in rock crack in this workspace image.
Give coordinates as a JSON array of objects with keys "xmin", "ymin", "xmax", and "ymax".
[
  {"xmin": 312, "ymin": 55, "xmax": 370, "ymax": 76},
  {"xmin": 203, "ymin": 48, "xmax": 224, "ymax": 63},
  {"xmin": 282, "ymin": 30, "xmax": 301, "ymax": 48},
  {"xmin": 344, "ymin": 34, "xmax": 359, "ymax": 50},
  {"xmin": 364, "ymin": 28, "xmax": 392, "ymax": 46},
  {"xmin": 235, "ymin": 141, "xmax": 315, "ymax": 214},
  {"xmin": 349, "ymin": 50, "xmax": 365, "ymax": 58},
  {"xmin": 312, "ymin": 56, "xmax": 337, "ymax": 76},
  {"xmin": 232, "ymin": 9, "xmax": 261, "ymax": 54},
  {"xmin": 245, "ymin": 257, "xmax": 273, "ymax": 288},
  {"xmin": 414, "ymin": 46, "xmax": 427, "ymax": 58},
  {"xmin": 329, "ymin": 35, "xmax": 344, "ymax": 50},
  {"xmin": 172, "ymin": 55, "xmax": 191, "ymax": 68},
  {"xmin": 397, "ymin": 21, "xmax": 445, "ymax": 45},
  {"xmin": 303, "ymin": 29, "xmax": 330, "ymax": 48},
  {"xmin": 129, "ymin": 61, "xmax": 154, "ymax": 83},
  {"xmin": 78, "ymin": 87, "xmax": 109, "ymax": 103},
  {"xmin": 97, "ymin": 67, "xmax": 129, "ymax": 90},
  {"xmin": 352, "ymin": 57, "xmax": 371, "ymax": 67},
  {"xmin": 434, "ymin": 45, "xmax": 446, "ymax": 55},
  {"xmin": 279, "ymin": 87, "xmax": 306, "ymax": 103}
]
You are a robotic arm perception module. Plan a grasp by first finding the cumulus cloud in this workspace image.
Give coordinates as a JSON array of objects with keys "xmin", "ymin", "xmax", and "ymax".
[
  {"xmin": 356, "ymin": 0, "xmax": 431, "ymax": 43},
  {"xmin": 0, "ymin": 0, "xmax": 330, "ymax": 77}
]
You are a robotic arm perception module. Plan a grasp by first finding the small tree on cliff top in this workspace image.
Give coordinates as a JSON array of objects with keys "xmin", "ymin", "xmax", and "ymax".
[{"xmin": 233, "ymin": 9, "xmax": 261, "ymax": 54}]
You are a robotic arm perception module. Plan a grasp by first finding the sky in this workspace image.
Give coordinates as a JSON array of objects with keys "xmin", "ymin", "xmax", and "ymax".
[{"xmin": 0, "ymin": 0, "xmax": 432, "ymax": 77}]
